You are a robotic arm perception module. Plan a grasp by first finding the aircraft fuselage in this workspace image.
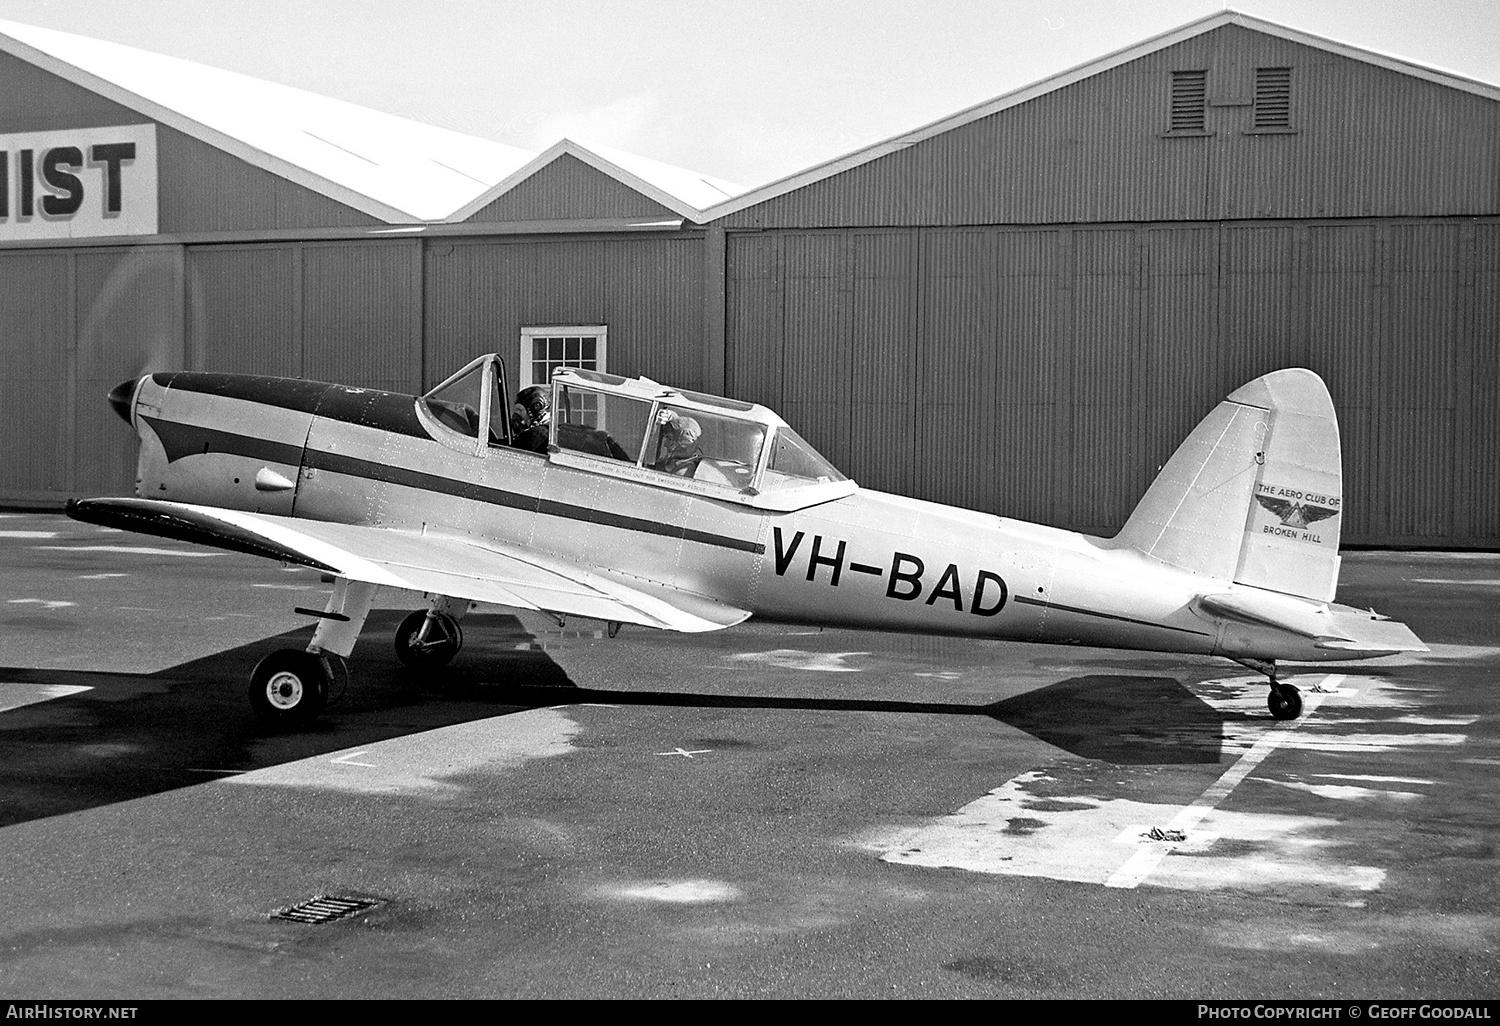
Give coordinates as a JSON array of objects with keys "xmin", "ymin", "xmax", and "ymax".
[{"xmin": 116, "ymin": 371, "xmax": 1364, "ymax": 666}]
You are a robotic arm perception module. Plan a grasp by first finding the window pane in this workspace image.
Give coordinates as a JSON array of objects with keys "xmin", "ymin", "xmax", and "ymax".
[
  {"xmin": 421, "ymin": 364, "xmax": 484, "ymax": 438},
  {"xmin": 645, "ymin": 405, "xmax": 765, "ymax": 488},
  {"xmin": 555, "ymin": 386, "xmax": 649, "ymax": 461},
  {"xmin": 526, "ymin": 332, "xmax": 605, "ymax": 388}
]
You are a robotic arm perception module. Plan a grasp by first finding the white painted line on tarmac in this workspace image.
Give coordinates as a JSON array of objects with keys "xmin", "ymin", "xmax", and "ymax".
[
  {"xmin": 6, "ymin": 598, "xmax": 76, "ymax": 609},
  {"xmin": 0, "ymin": 530, "xmax": 59, "ymax": 538},
  {"xmin": 330, "ymin": 751, "xmax": 377, "ymax": 767},
  {"xmin": 656, "ymin": 747, "xmax": 711, "ymax": 758},
  {"xmin": 0, "ymin": 683, "xmax": 92, "ymax": 713},
  {"xmin": 77, "ymin": 573, "xmax": 129, "ymax": 580},
  {"xmin": 725, "ymin": 649, "xmax": 868, "ymax": 672},
  {"xmin": 1391, "ymin": 715, "xmax": 1479, "ymax": 726},
  {"xmin": 1314, "ymin": 773, "xmax": 1435, "ymax": 785},
  {"xmin": 595, "ymin": 880, "xmax": 741, "ymax": 904},
  {"xmin": 1104, "ymin": 674, "xmax": 1342, "ymax": 889},
  {"xmin": 1411, "ymin": 578, "xmax": 1500, "ymax": 586},
  {"xmin": 1249, "ymin": 778, "xmax": 1424, "ymax": 801}
]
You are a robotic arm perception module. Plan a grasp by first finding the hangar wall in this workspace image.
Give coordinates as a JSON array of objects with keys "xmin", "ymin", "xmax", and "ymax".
[
  {"xmin": 718, "ymin": 22, "xmax": 1500, "ymax": 548},
  {"xmin": 465, "ymin": 154, "xmax": 681, "ymax": 223},
  {"xmin": 422, "ymin": 235, "xmax": 704, "ymax": 388},
  {"xmin": 2, "ymin": 18, "xmax": 1497, "ymax": 548},
  {"xmin": 726, "ymin": 219, "xmax": 1500, "ymax": 547},
  {"xmin": 718, "ymin": 25, "xmax": 1500, "ymax": 229},
  {"xmin": 0, "ymin": 232, "xmax": 707, "ymax": 503}
]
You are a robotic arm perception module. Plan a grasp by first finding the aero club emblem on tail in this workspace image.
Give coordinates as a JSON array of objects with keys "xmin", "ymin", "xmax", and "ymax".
[{"xmin": 1253, "ymin": 484, "xmax": 1340, "ymax": 545}]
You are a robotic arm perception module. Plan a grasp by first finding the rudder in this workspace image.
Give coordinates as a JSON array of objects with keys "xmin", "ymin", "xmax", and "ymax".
[{"xmin": 1115, "ymin": 369, "xmax": 1343, "ymax": 602}]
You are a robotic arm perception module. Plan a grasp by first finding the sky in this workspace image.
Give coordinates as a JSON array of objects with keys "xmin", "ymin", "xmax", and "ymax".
[{"xmin": 0, "ymin": 0, "xmax": 1495, "ymax": 188}]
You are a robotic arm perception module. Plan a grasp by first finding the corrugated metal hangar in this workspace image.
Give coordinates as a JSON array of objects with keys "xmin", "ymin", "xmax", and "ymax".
[{"xmin": 1, "ymin": 11, "xmax": 1496, "ymax": 547}]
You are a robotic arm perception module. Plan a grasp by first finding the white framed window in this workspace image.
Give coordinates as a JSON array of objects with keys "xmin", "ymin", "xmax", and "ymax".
[{"xmin": 519, "ymin": 325, "xmax": 608, "ymax": 390}]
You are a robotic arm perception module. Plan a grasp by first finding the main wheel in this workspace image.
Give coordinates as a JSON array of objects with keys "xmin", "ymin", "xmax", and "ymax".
[
  {"xmin": 1267, "ymin": 683, "xmax": 1303, "ymax": 721},
  {"xmin": 249, "ymin": 649, "xmax": 331, "ymax": 725},
  {"xmin": 394, "ymin": 609, "xmax": 464, "ymax": 669}
]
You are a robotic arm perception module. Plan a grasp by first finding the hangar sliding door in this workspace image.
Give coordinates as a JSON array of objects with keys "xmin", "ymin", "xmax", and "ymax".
[
  {"xmin": 727, "ymin": 230, "xmax": 920, "ymax": 498},
  {"xmin": 187, "ymin": 245, "xmax": 299, "ymax": 377},
  {"xmin": 186, "ymin": 241, "xmax": 420, "ymax": 393},
  {"xmin": 423, "ymin": 236, "xmax": 703, "ymax": 393},
  {"xmin": 73, "ymin": 247, "xmax": 184, "ymax": 496},
  {"xmin": 0, "ymin": 246, "xmax": 184, "ymax": 500},
  {"xmin": 0, "ymin": 252, "xmax": 71, "ymax": 497},
  {"xmin": 301, "ymin": 241, "xmax": 421, "ymax": 394}
]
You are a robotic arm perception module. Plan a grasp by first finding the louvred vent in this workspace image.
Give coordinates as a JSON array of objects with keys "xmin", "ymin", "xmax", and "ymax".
[{"xmin": 1170, "ymin": 70, "xmax": 1207, "ymax": 132}]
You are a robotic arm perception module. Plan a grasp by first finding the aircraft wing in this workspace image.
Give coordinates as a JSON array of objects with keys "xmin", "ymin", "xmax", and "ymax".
[{"xmin": 65, "ymin": 498, "xmax": 751, "ymax": 634}]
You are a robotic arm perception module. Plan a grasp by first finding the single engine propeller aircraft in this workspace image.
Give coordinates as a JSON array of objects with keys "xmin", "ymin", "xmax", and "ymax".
[{"xmin": 68, "ymin": 355, "xmax": 1425, "ymax": 726}]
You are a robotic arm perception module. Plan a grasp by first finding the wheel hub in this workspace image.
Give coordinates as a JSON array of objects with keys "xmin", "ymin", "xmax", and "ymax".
[{"xmin": 266, "ymin": 670, "xmax": 304, "ymax": 709}]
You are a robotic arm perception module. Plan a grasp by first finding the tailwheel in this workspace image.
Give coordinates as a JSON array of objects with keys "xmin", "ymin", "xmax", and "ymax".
[
  {"xmin": 394, "ymin": 609, "xmax": 464, "ymax": 669},
  {"xmin": 249, "ymin": 649, "xmax": 332, "ymax": 725},
  {"xmin": 1267, "ymin": 683, "xmax": 1303, "ymax": 721}
]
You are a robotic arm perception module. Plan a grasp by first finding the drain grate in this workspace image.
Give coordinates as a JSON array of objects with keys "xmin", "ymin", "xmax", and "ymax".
[{"xmin": 271, "ymin": 895, "xmax": 379, "ymax": 924}]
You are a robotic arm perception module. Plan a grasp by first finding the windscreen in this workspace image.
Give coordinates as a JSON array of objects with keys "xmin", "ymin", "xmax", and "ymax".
[
  {"xmin": 761, "ymin": 428, "xmax": 846, "ymax": 491},
  {"xmin": 420, "ymin": 363, "xmax": 486, "ymax": 438}
]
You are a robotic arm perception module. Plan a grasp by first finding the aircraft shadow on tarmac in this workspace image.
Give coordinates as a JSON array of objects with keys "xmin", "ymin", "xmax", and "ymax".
[{"xmin": 0, "ymin": 613, "xmax": 1231, "ymax": 828}]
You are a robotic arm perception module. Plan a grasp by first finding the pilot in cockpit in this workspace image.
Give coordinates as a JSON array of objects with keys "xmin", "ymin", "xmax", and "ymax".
[
  {"xmin": 511, "ymin": 386, "xmax": 551, "ymax": 453},
  {"xmin": 653, "ymin": 409, "xmax": 704, "ymax": 477}
]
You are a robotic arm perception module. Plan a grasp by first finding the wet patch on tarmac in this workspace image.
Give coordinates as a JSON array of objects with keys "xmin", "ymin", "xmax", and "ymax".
[
  {"xmin": 1, "ymin": 532, "xmax": 1495, "ymax": 998},
  {"xmin": 858, "ymin": 670, "xmax": 1478, "ymax": 898}
]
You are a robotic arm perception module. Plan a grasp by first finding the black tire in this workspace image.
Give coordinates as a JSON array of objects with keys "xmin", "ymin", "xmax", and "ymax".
[
  {"xmin": 249, "ymin": 649, "xmax": 330, "ymax": 725},
  {"xmin": 394, "ymin": 609, "xmax": 463, "ymax": 669},
  {"xmin": 1267, "ymin": 684, "xmax": 1303, "ymax": 721}
]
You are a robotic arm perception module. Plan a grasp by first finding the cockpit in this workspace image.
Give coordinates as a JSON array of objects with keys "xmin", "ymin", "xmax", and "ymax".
[
  {"xmin": 549, "ymin": 369, "xmax": 850, "ymax": 507},
  {"xmin": 416, "ymin": 353, "xmax": 511, "ymax": 447},
  {"xmin": 417, "ymin": 356, "xmax": 854, "ymax": 510}
]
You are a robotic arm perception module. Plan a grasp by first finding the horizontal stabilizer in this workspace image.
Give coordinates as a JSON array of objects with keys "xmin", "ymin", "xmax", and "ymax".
[
  {"xmin": 1316, "ymin": 607, "xmax": 1428, "ymax": 654},
  {"xmin": 1195, "ymin": 589, "xmax": 1332, "ymax": 639},
  {"xmin": 1194, "ymin": 589, "xmax": 1426, "ymax": 655}
]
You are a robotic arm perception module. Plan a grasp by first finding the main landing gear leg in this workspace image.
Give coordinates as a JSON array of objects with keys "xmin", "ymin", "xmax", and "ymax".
[
  {"xmin": 394, "ymin": 595, "xmax": 469, "ymax": 670},
  {"xmin": 249, "ymin": 578, "xmax": 375, "ymax": 726},
  {"xmin": 1230, "ymin": 656, "xmax": 1303, "ymax": 721}
]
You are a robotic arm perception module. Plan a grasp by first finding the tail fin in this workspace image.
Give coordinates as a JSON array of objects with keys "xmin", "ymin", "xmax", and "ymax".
[{"xmin": 1115, "ymin": 369, "xmax": 1343, "ymax": 602}]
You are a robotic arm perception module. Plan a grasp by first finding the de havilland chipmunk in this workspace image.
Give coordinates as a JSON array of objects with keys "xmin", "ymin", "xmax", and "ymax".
[{"xmin": 67, "ymin": 354, "xmax": 1426, "ymax": 726}]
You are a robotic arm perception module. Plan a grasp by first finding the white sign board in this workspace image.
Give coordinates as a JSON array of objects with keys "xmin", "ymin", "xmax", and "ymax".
[{"xmin": 0, "ymin": 124, "xmax": 158, "ymax": 241}]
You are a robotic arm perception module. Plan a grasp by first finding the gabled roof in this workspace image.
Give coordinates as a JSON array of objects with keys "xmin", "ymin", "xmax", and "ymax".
[
  {"xmin": 445, "ymin": 138, "xmax": 747, "ymax": 223},
  {"xmin": 698, "ymin": 9, "xmax": 1500, "ymax": 221},
  {"xmin": 0, "ymin": 18, "xmax": 536, "ymax": 223},
  {"xmin": 0, "ymin": 18, "xmax": 745, "ymax": 226}
]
